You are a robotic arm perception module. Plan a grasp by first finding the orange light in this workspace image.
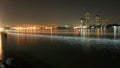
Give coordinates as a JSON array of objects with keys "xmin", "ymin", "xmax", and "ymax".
[{"xmin": 0, "ymin": 34, "xmax": 3, "ymax": 60}]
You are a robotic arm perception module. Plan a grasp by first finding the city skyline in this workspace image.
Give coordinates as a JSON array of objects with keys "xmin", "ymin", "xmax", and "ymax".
[{"xmin": 0, "ymin": 0, "xmax": 120, "ymax": 26}]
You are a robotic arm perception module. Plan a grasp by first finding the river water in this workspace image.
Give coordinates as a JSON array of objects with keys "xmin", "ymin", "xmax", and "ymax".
[{"xmin": 0, "ymin": 28, "xmax": 120, "ymax": 68}]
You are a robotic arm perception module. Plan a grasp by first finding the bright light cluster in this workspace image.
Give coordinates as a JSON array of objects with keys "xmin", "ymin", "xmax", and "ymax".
[{"xmin": 0, "ymin": 28, "xmax": 4, "ymax": 31}]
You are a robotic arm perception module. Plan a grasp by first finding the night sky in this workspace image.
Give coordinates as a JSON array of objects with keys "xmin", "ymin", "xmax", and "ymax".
[{"xmin": 0, "ymin": 0, "xmax": 120, "ymax": 25}]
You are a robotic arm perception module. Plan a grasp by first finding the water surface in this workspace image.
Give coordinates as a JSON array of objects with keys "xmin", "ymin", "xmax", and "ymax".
[{"xmin": 1, "ymin": 28, "xmax": 120, "ymax": 68}]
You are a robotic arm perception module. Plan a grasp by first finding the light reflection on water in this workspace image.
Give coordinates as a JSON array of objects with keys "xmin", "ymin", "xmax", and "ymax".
[
  {"xmin": 1, "ymin": 28, "xmax": 120, "ymax": 68},
  {"xmin": 7, "ymin": 28, "xmax": 120, "ymax": 49},
  {"xmin": 9, "ymin": 28, "xmax": 120, "ymax": 38},
  {"xmin": 7, "ymin": 29, "xmax": 120, "ymax": 55}
]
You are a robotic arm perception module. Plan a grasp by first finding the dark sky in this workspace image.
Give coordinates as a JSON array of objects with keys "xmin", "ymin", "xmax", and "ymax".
[{"xmin": 0, "ymin": 0, "xmax": 120, "ymax": 25}]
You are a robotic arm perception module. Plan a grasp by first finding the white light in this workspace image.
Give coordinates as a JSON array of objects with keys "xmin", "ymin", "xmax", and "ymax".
[{"xmin": 0, "ymin": 28, "xmax": 4, "ymax": 32}]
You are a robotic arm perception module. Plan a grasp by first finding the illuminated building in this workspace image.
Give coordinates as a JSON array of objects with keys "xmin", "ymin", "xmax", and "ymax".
[
  {"xmin": 85, "ymin": 12, "xmax": 90, "ymax": 26},
  {"xmin": 102, "ymin": 18, "xmax": 107, "ymax": 26},
  {"xmin": 80, "ymin": 18, "xmax": 86, "ymax": 26},
  {"xmin": 95, "ymin": 15, "xmax": 100, "ymax": 26}
]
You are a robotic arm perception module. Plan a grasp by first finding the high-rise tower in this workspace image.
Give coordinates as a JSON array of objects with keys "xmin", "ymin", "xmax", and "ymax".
[
  {"xmin": 95, "ymin": 15, "xmax": 100, "ymax": 26},
  {"xmin": 85, "ymin": 12, "xmax": 90, "ymax": 26},
  {"xmin": 80, "ymin": 18, "xmax": 85, "ymax": 26},
  {"xmin": 102, "ymin": 18, "xmax": 107, "ymax": 26}
]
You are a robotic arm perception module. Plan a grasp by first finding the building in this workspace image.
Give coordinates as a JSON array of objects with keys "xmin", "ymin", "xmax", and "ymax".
[
  {"xmin": 85, "ymin": 12, "xmax": 90, "ymax": 26},
  {"xmin": 95, "ymin": 15, "xmax": 100, "ymax": 26},
  {"xmin": 80, "ymin": 18, "xmax": 86, "ymax": 26}
]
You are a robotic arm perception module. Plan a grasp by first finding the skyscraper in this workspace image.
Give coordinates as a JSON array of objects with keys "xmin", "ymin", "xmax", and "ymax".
[
  {"xmin": 95, "ymin": 15, "xmax": 100, "ymax": 26},
  {"xmin": 85, "ymin": 12, "xmax": 90, "ymax": 26},
  {"xmin": 80, "ymin": 18, "xmax": 85, "ymax": 26},
  {"xmin": 102, "ymin": 18, "xmax": 107, "ymax": 26}
]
